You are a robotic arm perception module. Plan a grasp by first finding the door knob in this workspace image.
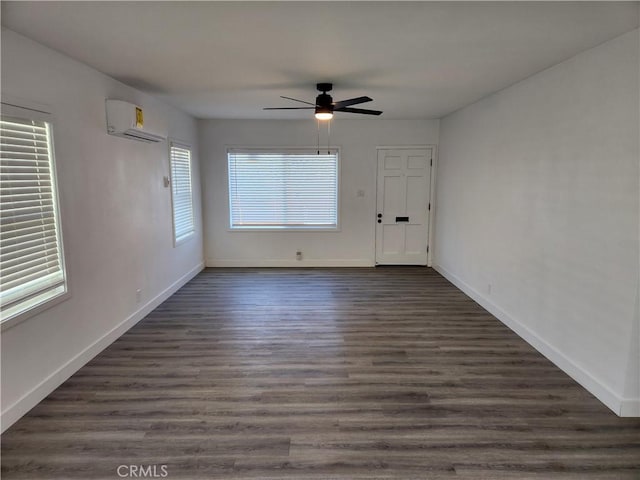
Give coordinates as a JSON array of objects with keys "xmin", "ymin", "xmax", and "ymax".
[
  {"xmin": 377, "ymin": 213, "xmax": 382, "ymax": 218},
  {"xmin": 377, "ymin": 219, "xmax": 382, "ymax": 223}
]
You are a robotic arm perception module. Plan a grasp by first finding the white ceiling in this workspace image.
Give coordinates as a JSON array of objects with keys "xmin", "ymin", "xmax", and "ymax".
[{"xmin": 2, "ymin": 2, "xmax": 638, "ymax": 120}]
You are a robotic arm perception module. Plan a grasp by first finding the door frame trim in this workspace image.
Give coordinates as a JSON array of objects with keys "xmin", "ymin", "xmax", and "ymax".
[{"xmin": 374, "ymin": 145, "xmax": 438, "ymax": 267}]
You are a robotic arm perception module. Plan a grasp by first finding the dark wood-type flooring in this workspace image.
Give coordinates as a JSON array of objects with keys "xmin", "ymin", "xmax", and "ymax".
[{"xmin": 2, "ymin": 267, "xmax": 639, "ymax": 479}]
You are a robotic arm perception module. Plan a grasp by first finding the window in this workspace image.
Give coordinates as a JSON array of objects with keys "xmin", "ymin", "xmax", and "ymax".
[
  {"xmin": 169, "ymin": 142, "xmax": 195, "ymax": 244},
  {"xmin": 1, "ymin": 109, "xmax": 67, "ymax": 324},
  {"xmin": 228, "ymin": 149, "xmax": 339, "ymax": 229}
]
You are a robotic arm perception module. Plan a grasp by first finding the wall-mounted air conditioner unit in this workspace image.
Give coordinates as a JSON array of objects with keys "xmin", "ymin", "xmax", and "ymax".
[{"xmin": 105, "ymin": 99, "xmax": 167, "ymax": 143}]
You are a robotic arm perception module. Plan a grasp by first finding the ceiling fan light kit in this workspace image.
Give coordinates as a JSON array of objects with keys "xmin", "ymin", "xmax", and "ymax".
[{"xmin": 315, "ymin": 109, "xmax": 333, "ymax": 121}]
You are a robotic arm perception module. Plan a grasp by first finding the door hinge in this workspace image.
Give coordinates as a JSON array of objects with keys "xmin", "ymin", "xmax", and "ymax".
[
  {"xmin": 430, "ymin": 158, "xmax": 433, "ymax": 167},
  {"xmin": 427, "ymin": 245, "xmax": 429, "ymax": 253},
  {"xmin": 428, "ymin": 203, "xmax": 431, "ymax": 211}
]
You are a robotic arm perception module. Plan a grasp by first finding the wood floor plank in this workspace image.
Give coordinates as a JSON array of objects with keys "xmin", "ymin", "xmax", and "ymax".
[{"xmin": 2, "ymin": 267, "xmax": 639, "ymax": 479}]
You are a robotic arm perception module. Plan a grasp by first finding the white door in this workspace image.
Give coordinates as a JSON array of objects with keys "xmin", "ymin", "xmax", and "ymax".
[{"xmin": 375, "ymin": 147, "xmax": 432, "ymax": 265}]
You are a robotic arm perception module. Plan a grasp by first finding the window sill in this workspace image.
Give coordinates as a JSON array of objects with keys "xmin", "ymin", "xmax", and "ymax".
[
  {"xmin": 1, "ymin": 290, "xmax": 70, "ymax": 332},
  {"xmin": 228, "ymin": 226, "xmax": 340, "ymax": 233},
  {"xmin": 174, "ymin": 231, "xmax": 196, "ymax": 247}
]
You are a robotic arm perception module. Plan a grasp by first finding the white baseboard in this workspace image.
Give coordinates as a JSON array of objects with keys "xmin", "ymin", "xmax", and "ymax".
[
  {"xmin": 206, "ymin": 258, "xmax": 374, "ymax": 267},
  {"xmin": 433, "ymin": 263, "xmax": 635, "ymax": 417},
  {"xmin": 1, "ymin": 262, "xmax": 205, "ymax": 433},
  {"xmin": 620, "ymin": 397, "xmax": 640, "ymax": 417}
]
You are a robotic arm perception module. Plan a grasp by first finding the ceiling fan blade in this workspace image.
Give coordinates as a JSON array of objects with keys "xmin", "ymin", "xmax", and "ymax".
[
  {"xmin": 333, "ymin": 96, "xmax": 372, "ymax": 109},
  {"xmin": 263, "ymin": 107, "xmax": 315, "ymax": 110},
  {"xmin": 335, "ymin": 107, "xmax": 382, "ymax": 116},
  {"xmin": 280, "ymin": 96, "xmax": 317, "ymax": 106}
]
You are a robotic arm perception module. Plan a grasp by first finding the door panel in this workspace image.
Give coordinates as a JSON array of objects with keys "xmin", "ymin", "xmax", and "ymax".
[
  {"xmin": 405, "ymin": 224, "xmax": 426, "ymax": 254},
  {"xmin": 406, "ymin": 176, "xmax": 428, "ymax": 214},
  {"xmin": 382, "ymin": 224, "xmax": 404, "ymax": 255},
  {"xmin": 407, "ymin": 155, "xmax": 427, "ymax": 169},
  {"xmin": 375, "ymin": 148, "xmax": 432, "ymax": 265},
  {"xmin": 384, "ymin": 155, "xmax": 403, "ymax": 169},
  {"xmin": 383, "ymin": 176, "xmax": 403, "ymax": 214}
]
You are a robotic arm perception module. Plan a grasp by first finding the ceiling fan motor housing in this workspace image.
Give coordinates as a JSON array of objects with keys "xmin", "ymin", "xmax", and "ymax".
[
  {"xmin": 316, "ymin": 83, "xmax": 334, "ymax": 115},
  {"xmin": 315, "ymin": 93, "xmax": 334, "ymax": 114}
]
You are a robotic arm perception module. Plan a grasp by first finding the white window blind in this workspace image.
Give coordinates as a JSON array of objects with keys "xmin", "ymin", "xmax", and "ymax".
[
  {"xmin": 228, "ymin": 150, "xmax": 338, "ymax": 229},
  {"xmin": 0, "ymin": 114, "xmax": 67, "ymax": 322},
  {"xmin": 169, "ymin": 143, "xmax": 195, "ymax": 243}
]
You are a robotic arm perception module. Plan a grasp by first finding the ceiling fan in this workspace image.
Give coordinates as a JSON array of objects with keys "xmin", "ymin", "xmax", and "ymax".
[{"xmin": 264, "ymin": 83, "xmax": 382, "ymax": 120}]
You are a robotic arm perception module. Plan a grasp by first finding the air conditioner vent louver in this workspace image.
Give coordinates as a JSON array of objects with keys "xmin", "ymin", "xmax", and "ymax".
[{"xmin": 122, "ymin": 129, "xmax": 165, "ymax": 143}]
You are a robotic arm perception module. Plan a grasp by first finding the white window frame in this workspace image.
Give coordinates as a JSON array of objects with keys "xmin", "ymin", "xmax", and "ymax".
[
  {"xmin": 169, "ymin": 140, "xmax": 195, "ymax": 246},
  {"xmin": 227, "ymin": 147, "xmax": 341, "ymax": 232},
  {"xmin": 1, "ymin": 102, "xmax": 69, "ymax": 331}
]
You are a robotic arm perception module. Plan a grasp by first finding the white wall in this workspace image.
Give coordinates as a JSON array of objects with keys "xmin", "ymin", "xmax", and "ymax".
[
  {"xmin": 199, "ymin": 119, "xmax": 438, "ymax": 266},
  {"xmin": 434, "ymin": 29, "xmax": 639, "ymax": 416},
  {"xmin": 0, "ymin": 29, "xmax": 204, "ymax": 431}
]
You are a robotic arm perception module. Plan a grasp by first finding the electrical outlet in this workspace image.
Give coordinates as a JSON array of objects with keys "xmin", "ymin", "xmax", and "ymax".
[{"xmin": 296, "ymin": 251, "xmax": 303, "ymax": 261}]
